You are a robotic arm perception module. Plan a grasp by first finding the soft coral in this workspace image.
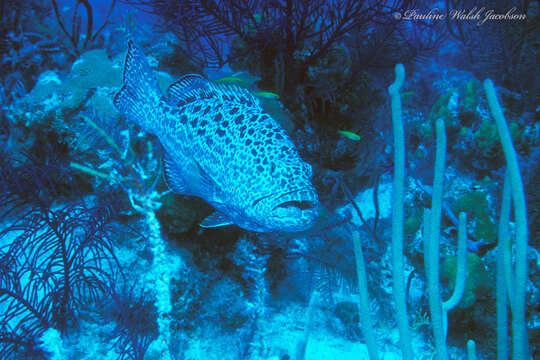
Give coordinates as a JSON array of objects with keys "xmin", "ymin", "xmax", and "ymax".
[{"xmin": 0, "ymin": 202, "xmax": 119, "ymax": 358}]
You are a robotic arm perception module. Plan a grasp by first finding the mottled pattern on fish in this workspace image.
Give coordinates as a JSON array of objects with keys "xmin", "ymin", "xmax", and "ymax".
[{"xmin": 114, "ymin": 40, "xmax": 319, "ymax": 232}]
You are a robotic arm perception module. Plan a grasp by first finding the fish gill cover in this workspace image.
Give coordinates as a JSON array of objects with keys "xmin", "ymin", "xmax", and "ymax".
[{"xmin": 0, "ymin": 0, "xmax": 538, "ymax": 359}]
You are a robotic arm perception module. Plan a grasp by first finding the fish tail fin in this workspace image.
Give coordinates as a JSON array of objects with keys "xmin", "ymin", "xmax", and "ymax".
[{"xmin": 114, "ymin": 40, "xmax": 162, "ymax": 133}]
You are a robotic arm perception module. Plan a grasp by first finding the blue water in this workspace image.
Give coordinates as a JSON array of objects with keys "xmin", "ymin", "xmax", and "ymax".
[{"xmin": 0, "ymin": 1, "xmax": 538, "ymax": 359}]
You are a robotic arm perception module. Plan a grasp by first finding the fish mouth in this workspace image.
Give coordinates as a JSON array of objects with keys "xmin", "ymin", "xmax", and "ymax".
[
  {"xmin": 275, "ymin": 200, "xmax": 317, "ymax": 210},
  {"xmin": 272, "ymin": 187, "xmax": 318, "ymax": 211}
]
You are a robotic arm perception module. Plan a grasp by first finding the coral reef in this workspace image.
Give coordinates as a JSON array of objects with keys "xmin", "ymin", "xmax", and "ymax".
[
  {"xmin": 440, "ymin": 253, "xmax": 491, "ymax": 308},
  {"xmin": 444, "ymin": 0, "xmax": 540, "ymax": 108},
  {"xmin": 0, "ymin": 2, "xmax": 538, "ymax": 359}
]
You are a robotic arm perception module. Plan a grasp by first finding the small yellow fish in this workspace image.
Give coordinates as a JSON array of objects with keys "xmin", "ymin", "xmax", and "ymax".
[
  {"xmin": 253, "ymin": 91, "xmax": 280, "ymax": 99},
  {"xmin": 214, "ymin": 76, "xmax": 244, "ymax": 84},
  {"xmin": 338, "ymin": 130, "xmax": 362, "ymax": 141}
]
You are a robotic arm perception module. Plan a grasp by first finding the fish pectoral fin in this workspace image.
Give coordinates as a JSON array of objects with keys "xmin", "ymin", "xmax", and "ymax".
[
  {"xmin": 195, "ymin": 165, "xmax": 221, "ymax": 200},
  {"xmin": 187, "ymin": 156, "xmax": 226, "ymax": 203},
  {"xmin": 163, "ymin": 155, "xmax": 189, "ymax": 194},
  {"xmin": 200, "ymin": 211, "xmax": 234, "ymax": 228},
  {"xmin": 165, "ymin": 151, "xmax": 223, "ymax": 201}
]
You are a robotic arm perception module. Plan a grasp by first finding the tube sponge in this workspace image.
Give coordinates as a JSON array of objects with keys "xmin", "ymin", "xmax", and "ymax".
[
  {"xmin": 484, "ymin": 79, "xmax": 529, "ymax": 360},
  {"xmin": 388, "ymin": 63, "xmax": 414, "ymax": 360}
]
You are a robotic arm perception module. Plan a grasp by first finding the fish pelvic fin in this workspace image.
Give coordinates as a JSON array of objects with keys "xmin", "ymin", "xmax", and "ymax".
[
  {"xmin": 114, "ymin": 40, "xmax": 162, "ymax": 133},
  {"xmin": 200, "ymin": 211, "xmax": 234, "ymax": 228}
]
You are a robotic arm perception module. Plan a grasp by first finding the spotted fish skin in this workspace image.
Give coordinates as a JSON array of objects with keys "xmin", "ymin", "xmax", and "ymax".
[{"xmin": 114, "ymin": 41, "xmax": 320, "ymax": 232}]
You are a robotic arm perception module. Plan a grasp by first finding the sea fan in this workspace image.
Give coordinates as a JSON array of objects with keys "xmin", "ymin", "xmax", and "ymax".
[
  {"xmin": 0, "ymin": 202, "xmax": 119, "ymax": 359},
  {"xmin": 0, "ymin": 150, "xmax": 84, "ymax": 217},
  {"xmin": 106, "ymin": 284, "xmax": 158, "ymax": 360},
  {"xmin": 126, "ymin": 0, "xmax": 413, "ymax": 84}
]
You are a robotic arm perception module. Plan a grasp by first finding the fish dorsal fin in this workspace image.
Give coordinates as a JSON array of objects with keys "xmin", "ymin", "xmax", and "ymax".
[
  {"xmin": 200, "ymin": 211, "xmax": 234, "ymax": 228},
  {"xmin": 167, "ymin": 74, "xmax": 262, "ymax": 110},
  {"xmin": 167, "ymin": 74, "xmax": 206, "ymax": 106},
  {"xmin": 208, "ymin": 83, "xmax": 262, "ymax": 109},
  {"xmin": 163, "ymin": 155, "xmax": 189, "ymax": 195}
]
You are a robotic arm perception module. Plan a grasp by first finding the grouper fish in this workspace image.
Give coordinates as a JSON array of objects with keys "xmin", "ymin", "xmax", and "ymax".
[{"xmin": 114, "ymin": 41, "xmax": 320, "ymax": 232}]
